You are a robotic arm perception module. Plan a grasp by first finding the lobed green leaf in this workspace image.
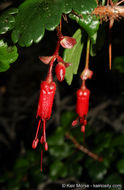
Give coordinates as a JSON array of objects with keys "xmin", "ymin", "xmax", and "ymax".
[
  {"xmin": 0, "ymin": 8, "xmax": 18, "ymax": 34},
  {"xmin": 69, "ymin": 14, "xmax": 99, "ymax": 44},
  {"xmin": 11, "ymin": 0, "xmax": 97, "ymax": 46},
  {"xmin": 0, "ymin": 40, "xmax": 18, "ymax": 72}
]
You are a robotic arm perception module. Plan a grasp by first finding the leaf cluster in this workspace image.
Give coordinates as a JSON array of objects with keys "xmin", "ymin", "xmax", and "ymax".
[{"xmin": 0, "ymin": 0, "xmax": 99, "ymax": 75}]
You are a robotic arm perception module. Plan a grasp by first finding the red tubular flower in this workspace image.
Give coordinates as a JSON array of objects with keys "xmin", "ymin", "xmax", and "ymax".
[
  {"xmin": 72, "ymin": 86, "xmax": 90, "ymax": 141},
  {"xmin": 36, "ymin": 81, "xmax": 56, "ymax": 119},
  {"xmin": 60, "ymin": 36, "xmax": 77, "ymax": 49},
  {"xmin": 55, "ymin": 62, "xmax": 66, "ymax": 82},
  {"xmin": 32, "ymin": 80, "xmax": 56, "ymax": 171},
  {"xmin": 76, "ymin": 88, "xmax": 90, "ymax": 117}
]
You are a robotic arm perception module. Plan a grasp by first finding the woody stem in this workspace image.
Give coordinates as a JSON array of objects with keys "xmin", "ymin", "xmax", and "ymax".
[
  {"xmin": 65, "ymin": 132, "xmax": 103, "ymax": 162},
  {"xmin": 116, "ymin": 0, "xmax": 124, "ymax": 6}
]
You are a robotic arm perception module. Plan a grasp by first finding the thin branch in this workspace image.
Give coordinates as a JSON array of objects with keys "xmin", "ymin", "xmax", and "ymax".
[
  {"xmin": 116, "ymin": 0, "xmax": 124, "ymax": 6},
  {"xmin": 71, "ymin": 5, "xmax": 124, "ymax": 21},
  {"xmin": 65, "ymin": 132, "xmax": 103, "ymax": 162},
  {"xmin": 92, "ymin": 5, "xmax": 124, "ymax": 20}
]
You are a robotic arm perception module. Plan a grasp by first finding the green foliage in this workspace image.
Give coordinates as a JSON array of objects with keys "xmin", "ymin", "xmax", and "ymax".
[
  {"xmin": 117, "ymin": 159, "xmax": 124, "ymax": 174},
  {"xmin": 104, "ymin": 173, "xmax": 122, "ymax": 188},
  {"xmin": 0, "ymin": 40, "xmax": 18, "ymax": 72},
  {"xmin": 0, "ymin": 8, "xmax": 18, "ymax": 34},
  {"xmin": 1, "ymin": 111, "xmax": 124, "ymax": 189},
  {"xmin": 11, "ymin": 0, "xmax": 97, "ymax": 47},
  {"xmin": 50, "ymin": 160, "xmax": 68, "ymax": 180},
  {"xmin": 113, "ymin": 56, "xmax": 124, "ymax": 73},
  {"xmin": 63, "ymin": 29, "xmax": 85, "ymax": 85},
  {"xmin": 69, "ymin": 14, "xmax": 99, "ymax": 44},
  {"xmin": 85, "ymin": 159, "xmax": 107, "ymax": 181},
  {"xmin": 0, "ymin": 0, "xmax": 99, "ymax": 72}
]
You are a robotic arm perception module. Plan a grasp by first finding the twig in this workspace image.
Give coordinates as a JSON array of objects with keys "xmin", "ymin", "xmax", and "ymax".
[
  {"xmin": 65, "ymin": 132, "xmax": 103, "ymax": 162},
  {"xmin": 92, "ymin": 5, "xmax": 124, "ymax": 20},
  {"xmin": 71, "ymin": 5, "xmax": 124, "ymax": 21}
]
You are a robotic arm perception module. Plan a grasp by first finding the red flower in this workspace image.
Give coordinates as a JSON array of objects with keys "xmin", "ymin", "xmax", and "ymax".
[
  {"xmin": 55, "ymin": 62, "xmax": 66, "ymax": 82},
  {"xmin": 72, "ymin": 87, "xmax": 90, "ymax": 136}
]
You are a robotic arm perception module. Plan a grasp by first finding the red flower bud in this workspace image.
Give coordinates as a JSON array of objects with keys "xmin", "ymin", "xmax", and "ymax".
[
  {"xmin": 80, "ymin": 68, "xmax": 93, "ymax": 80},
  {"xmin": 76, "ymin": 88, "xmax": 90, "ymax": 117},
  {"xmin": 60, "ymin": 36, "xmax": 77, "ymax": 49},
  {"xmin": 55, "ymin": 62, "xmax": 66, "ymax": 82},
  {"xmin": 37, "ymin": 81, "xmax": 56, "ymax": 120}
]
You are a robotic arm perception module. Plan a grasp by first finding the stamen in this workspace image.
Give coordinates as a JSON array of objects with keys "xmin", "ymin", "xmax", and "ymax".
[
  {"xmin": 35, "ymin": 119, "xmax": 42, "ymax": 140},
  {"xmin": 43, "ymin": 119, "xmax": 46, "ymax": 142}
]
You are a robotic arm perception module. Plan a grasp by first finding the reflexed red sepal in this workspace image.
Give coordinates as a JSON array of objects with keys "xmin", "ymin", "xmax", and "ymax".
[
  {"xmin": 39, "ymin": 56, "xmax": 53, "ymax": 64},
  {"xmin": 80, "ymin": 68, "xmax": 93, "ymax": 80},
  {"xmin": 60, "ymin": 36, "xmax": 77, "ymax": 49}
]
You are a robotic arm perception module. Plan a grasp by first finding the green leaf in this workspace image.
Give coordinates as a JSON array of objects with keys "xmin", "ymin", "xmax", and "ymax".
[
  {"xmin": 0, "ymin": 40, "xmax": 18, "ymax": 72},
  {"xmin": 85, "ymin": 159, "xmax": 107, "ymax": 181},
  {"xmin": 69, "ymin": 14, "xmax": 99, "ymax": 43},
  {"xmin": 113, "ymin": 56, "xmax": 124, "ymax": 73},
  {"xmin": 68, "ymin": 163, "xmax": 82, "ymax": 177},
  {"xmin": 94, "ymin": 132, "xmax": 113, "ymax": 151},
  {"xmin": 50, "ymin": 160, "xmax": 68, "ymax": 180},
  {"xmin": 101, "ymin": 148, "xmax": 115, "ymax": 168},
  {"xmin": 104, "ymin": 174, "xmax": 122, "ymax": 187},
  {"xmin": 117, "ymin": 159, "xmax": 124, "ymax": 174},
  {"xmin": 49, "ymin": 143, "xmax": 73, "ymax": 159},
  {"xmin": 90, "ymin": 24, "xmax": 106, "ymax": 56},
  {"xmin": 0, "ymin": 8, "xmax": 18, "ymax": 34},
  {"xmin": 14, "ymin": 158, "xmax": 30, "ymax": 169},
  {"xmin": 63, "ymin": 29, "xmax": 85, "ymax": 85},
  {"xmin": 11, "ymin": 0, "xmax": 97, "ymax": 46},
  {"xmin": 112, "ymin": 134, "xmax": 124, "ymax": 147},
  {"xmin": 60, "ymin": 111, "xmax": 76, "ymax": 128},
  {"xmin": 47, "ymin": 127, "xmax": 65, "ymax": 146}
]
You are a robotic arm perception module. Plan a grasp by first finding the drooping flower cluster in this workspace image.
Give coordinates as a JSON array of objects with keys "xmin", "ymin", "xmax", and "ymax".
[
  {"xmin": 32, "ymin": 24, "xmax": 77, "ymax": 171},
  {"xmin": 72, "ymin": 37, "xmax": 93, "ymax": 141}
]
